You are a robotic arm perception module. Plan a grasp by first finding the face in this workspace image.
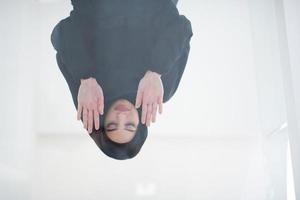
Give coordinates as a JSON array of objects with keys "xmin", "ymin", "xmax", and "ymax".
[{"xmin": 104, "ymin": 99, "xmax": 139, "ymax": 143}]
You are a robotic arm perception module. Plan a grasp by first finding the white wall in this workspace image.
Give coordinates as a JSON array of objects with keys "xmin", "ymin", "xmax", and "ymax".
[
  {"xmin": 160, "ymin": 0, "xmax": 260, "ymax": 138},
  {"xmin": 248, "ymin": 0, "xmax": 287, "ymax": 136},
  {"xmin": 0, "ymin": 0, "xmax": 296, "ymax": 199},
  {"xmin": 277, "ymin": 0, "xmax": 300, "ymax": 198},
  {"xmin": 247, "ymin": 0, "xmax": 289, "ymax": 198},
  {"xmin": 0, "ymin": 1, "xmax": 35, "ymax": 199}
]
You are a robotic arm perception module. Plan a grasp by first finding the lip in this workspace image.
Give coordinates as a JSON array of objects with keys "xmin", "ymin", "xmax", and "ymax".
[{"xmin": 114, "ymin": 104, "xmax": 130, "ymax": 111}]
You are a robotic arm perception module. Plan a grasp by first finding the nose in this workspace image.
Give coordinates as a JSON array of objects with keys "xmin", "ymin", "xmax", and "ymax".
[
  {"xmin": 116, "ymin": 111, "xmax": 128, "ymax": 118},
  {"xmin": 116, "ymin": 112, "xmax": 128, "ymax": 124}
]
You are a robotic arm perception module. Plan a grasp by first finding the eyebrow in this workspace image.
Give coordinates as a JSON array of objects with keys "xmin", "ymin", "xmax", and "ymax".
[{"xmin": 106, "ymin": 122, "xmax": 137, "ymax": 127}]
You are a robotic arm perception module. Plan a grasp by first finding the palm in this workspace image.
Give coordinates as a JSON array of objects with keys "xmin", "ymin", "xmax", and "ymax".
[
  {"xmin": 135, "ymin": 70, "xmax": 164, "ymax": 126},
  {"xmin": 77, "ymin": 78, "xmax": 104, "ymax": 134}
]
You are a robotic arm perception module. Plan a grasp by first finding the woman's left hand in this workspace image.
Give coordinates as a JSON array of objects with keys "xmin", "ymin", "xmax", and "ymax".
[{"xmin": 135, "ymin": 70, "xmax": 164, "ymax": 127}]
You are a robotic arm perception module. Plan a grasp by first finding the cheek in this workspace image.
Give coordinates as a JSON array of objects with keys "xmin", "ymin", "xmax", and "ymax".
[
  {"xmin": 133, "ymin": 110, "xmax": 140, "ymax": 123},
  {"xmin": 104, "ymin": 112, "xmax": 114, "ymax": 125}
]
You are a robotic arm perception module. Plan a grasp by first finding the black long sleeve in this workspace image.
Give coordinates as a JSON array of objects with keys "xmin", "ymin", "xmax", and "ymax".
[
  {"xmin": 51, "ymin": 0, "xmax": 193, "ymax": 106},
  {"xmin": 51, "ymin": 0, "xmax": 97, "ymax": 85},
  {"xmin": 147, "ymin": 0, "xmax": 193, "ymax": 75}
]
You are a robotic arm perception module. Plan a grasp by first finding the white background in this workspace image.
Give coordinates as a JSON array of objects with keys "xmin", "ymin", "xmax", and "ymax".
[{"xmin": 0, "ymin": 0, "xmax": 299, "ymax": 199}]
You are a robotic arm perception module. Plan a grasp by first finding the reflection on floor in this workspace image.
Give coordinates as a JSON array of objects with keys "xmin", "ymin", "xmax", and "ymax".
[{"xmin": 30, "ymin": 134, "xmax": 284, "ymax": 200}]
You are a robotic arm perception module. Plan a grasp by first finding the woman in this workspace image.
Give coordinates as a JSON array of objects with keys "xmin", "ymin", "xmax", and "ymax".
[{"xmin": 50, "ymin": 0, "xmax": 193, "ymax": 160}]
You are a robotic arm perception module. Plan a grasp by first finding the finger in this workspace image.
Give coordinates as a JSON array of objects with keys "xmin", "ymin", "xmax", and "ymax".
[
  {"xmin": 88, "ymin": 108, "xmax": 93, "ymax": 134},
  {"xmin": 135, "ymin": 89, "xmax": 143, "ymax": 108},
  {"xmin": 77, "ymin": 102, "xmax": 83, "ymax": 120},
  {"xmin": 152, "ymin": 102, "xmax": 158, "ymax": 123},
  {"xmin": 83, "ymin": 107, "xmax": 88, "ymax": 129},
  {"xmin": 142, "ymin": 101, "xmax": 148, "ymax": 124},
  {"xmin": 98, "ymin": 98, "xmax": 104, "ymax": 115},
  {"xmin": 158, "ymin": 96, "xmax": 163, "ymax": 114},
  {"xmin": 146, "ymin": 103, "xmax": 152, "ymax": 127},
  {"xmin": 101, "ymin": 99, "xmax": 104, "ymax": 115},
  {"xmin": 94, "ymin": 108, "xmax": 100, "ymax": 130}
]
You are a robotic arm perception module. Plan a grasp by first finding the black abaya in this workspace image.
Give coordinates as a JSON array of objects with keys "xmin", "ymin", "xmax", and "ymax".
[{"xmin": 51, "ymin": 0, "xmax": 193, "ymax": 115}]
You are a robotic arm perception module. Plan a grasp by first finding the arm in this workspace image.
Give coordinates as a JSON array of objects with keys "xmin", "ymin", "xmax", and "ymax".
[
  {"xmin": 51, "ymin": 1, "xmax": 104, "ymax": 133},
  {"xmin": 50, "ymin": 0, "xmax": 97, "ymax": 85},
  {"xmin": 147, "ymin": 0, "xmax": 193, "ymax": 75}
]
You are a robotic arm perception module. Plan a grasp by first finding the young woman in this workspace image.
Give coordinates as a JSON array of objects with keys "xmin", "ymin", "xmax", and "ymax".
[{"xmin": 50, "ymin": 0, "xmax": 193, "ymax": 160}]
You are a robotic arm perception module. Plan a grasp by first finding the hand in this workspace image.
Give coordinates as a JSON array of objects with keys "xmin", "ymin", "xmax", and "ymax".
[
  {"xmin": 77, "ymin": 77, "xmax": 104, "ymax": 134},
  {"xmin": 135, "ymin": 70, "xmax": 164, "ymax": 127}
]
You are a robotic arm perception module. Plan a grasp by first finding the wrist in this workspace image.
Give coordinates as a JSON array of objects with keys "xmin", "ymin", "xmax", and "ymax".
[
  {"xmin": 80, "ymin": 77, "xmax": 97, "ymax": 85},
  {"xmin": 146, "ymin": 70, "xmax": 161, "ymax": 78}
]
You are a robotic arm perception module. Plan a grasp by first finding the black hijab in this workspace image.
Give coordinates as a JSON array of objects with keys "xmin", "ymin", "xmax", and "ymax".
[{"xmin": 55, "ymin": 48, "xmax": 147, "ymax": 160}]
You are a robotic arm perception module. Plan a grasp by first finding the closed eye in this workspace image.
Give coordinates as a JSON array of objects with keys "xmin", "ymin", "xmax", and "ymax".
[
  {"xmin": 106, "ymin": 128, "xmax": 136, "ymax": 133},
  {"xmin": 106, "ymin": 122, "xmax": 137, "ymax": 132}
]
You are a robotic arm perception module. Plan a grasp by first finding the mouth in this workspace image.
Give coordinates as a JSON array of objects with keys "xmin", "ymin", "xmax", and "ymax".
[{"xmin": 114, "ymin": 104, "xmax": 130, "ymax": 111}]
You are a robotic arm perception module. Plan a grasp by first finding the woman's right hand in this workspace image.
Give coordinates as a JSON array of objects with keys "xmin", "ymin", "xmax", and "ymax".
[{"xmin": 77, "ymin": 77, "xmax": 104, "ymax": 134}]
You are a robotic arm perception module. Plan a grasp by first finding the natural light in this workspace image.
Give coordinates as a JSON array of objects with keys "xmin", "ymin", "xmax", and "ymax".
[{"xmin": 287, "ymin": 139, "xmax": 296, "ymax": 200}]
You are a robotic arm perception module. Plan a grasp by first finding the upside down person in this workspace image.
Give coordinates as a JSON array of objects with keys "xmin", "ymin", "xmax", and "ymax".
[{"xmin": 50, "ymin": 0, "xmax": 193, "ymax": 160}]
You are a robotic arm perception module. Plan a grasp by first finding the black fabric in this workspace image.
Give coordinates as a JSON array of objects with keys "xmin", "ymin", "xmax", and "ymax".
[
  {"xmin": 89, "ymin": 95, "xmax": 148, "ymax": 160},
  {"xmin": 51, "ymin": 0, "xmax": 193, "ymax": 108},
  {"xmin": 171, "ymin": 0, "xmax": 179, "ymax": 5},
  {"xmin": 51, "ymin": 0, "xmax": 192, "ymax": 159},
  {"xmin": 56, "ymin": 54, "xmax": 148, "ymax": 160}
]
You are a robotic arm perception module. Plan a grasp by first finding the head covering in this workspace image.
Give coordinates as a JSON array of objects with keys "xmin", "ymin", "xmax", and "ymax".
[{"xmin": 89, "ymin": 92, "xmax": 148, "ymax": 160}]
